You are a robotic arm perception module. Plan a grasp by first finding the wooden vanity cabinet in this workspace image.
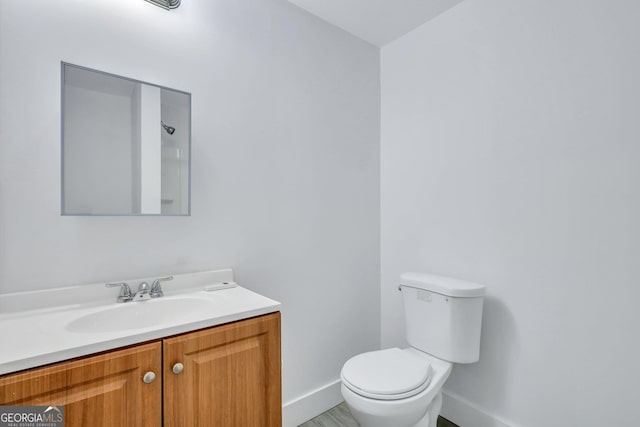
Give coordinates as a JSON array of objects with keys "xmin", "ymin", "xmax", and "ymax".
[
  {"xmin": 0, "ymin": 342, "xmax": 162, "ymax": 427},
  {"xmin": 0, "ymin": 312, "xmax": 281, "ymax": 427},
  {"xmin": 164, "ymin": 312, "xmax": 282, "ymax": 427}
]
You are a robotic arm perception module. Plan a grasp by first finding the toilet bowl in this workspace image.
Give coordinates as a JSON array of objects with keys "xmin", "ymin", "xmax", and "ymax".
[
  {"xmin": 341, "ymin": 348, "xmax": 452, "ymax": 427},
  {"xmin": 340, "ymin": 273, "xmax": 485, "ymax": 427}
]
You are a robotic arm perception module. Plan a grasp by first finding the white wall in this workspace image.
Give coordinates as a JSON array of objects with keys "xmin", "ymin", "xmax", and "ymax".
[
  {"xmin": 381, "ymin": 1, "xmax": 640, "ymax": 426},
  {"xmin": 0, "ymin": 0, "xmax": 380, "ymax": 422}
]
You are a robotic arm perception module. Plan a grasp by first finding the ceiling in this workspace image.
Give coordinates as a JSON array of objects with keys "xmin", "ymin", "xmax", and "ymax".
[{"xmin": 287, "ymin": 0, "xmax": 465, "ymax": 47}]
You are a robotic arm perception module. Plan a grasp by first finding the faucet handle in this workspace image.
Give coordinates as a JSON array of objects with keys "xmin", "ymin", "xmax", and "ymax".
[
  {"xmin": 150, "ymin": 276, "xmax": 173, "ymax": 298},
  {"xmin": 106, "ymin": 282, "xmax": 132, "ymax": 303}
]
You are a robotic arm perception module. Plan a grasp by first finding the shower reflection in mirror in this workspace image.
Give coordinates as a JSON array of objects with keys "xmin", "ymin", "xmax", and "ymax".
[{"xmin": 61, "ymin": 63, "xmax": 191, "ymax": 216}]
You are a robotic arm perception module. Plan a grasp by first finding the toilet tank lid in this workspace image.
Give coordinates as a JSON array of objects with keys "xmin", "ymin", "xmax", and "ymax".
[{"xmin": 400, "ymin": 272, "xmax": 485, "ymax": 297}]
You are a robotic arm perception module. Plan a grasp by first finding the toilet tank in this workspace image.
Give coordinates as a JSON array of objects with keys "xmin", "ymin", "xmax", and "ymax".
[{"xmin": 400, "ymin": 272, "xmax": 485, "ymax": 363}]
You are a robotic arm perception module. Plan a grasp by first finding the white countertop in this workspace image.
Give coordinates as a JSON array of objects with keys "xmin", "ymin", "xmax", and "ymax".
[{"xmin": 0, "ymin": 269, "xmax": 280, "ymax": 375}]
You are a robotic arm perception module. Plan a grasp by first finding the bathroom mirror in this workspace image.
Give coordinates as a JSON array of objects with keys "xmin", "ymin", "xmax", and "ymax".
[{"xmin": 61, "ymin": 63, "xmax": 191, "ymax": 215}]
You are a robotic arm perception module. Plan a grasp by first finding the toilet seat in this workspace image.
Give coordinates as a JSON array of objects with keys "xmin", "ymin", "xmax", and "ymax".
[{"xmin": 341, "ymin": 348, "xmax": 432, "ymax": 400}]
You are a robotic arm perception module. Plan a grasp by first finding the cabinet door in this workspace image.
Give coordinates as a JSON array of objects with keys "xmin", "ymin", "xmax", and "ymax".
[
  {"xmin": 0, "ymin": 342, "xmax": 161, "ymax": 427},
  {"xmin": 164, "ymin": 312, "xmax": 281, "ymax": 427}
]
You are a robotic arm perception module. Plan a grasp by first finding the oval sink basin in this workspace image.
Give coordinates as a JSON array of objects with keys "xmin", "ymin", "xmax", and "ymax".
[{"xmin": 66, "ymin": 297, "xmax": 217, "ymax": 333}]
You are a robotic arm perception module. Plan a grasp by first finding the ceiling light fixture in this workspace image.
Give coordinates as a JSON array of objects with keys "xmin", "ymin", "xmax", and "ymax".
[{"xmin": 145, "ymin": 0, "xmax": 180, "ymax": 10}]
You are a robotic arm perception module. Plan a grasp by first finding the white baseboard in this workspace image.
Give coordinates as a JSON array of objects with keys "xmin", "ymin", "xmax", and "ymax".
[
  {"xmin": 282, "ymin": 379, "xmax": 343, "ymax": 427},
  {"xmin": 442, "ymin": 390, "xmax": 520, "ymax": 427},
  {"xmin": 281, "ymin": 380, "xmax": 522, "ymax": 427}
]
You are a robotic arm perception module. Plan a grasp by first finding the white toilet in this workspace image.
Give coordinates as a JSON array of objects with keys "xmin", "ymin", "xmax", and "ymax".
[{"xmin": 341, "ymin": 272, "xmax": 485, "ymax": 427}]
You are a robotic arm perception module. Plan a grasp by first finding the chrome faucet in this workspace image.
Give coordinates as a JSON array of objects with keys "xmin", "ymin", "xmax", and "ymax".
[
  {"xmin": 106, "ymin": 276, "xmax": 173, "ymax": 303},
  {"xmin": 150, "ymin": 276, "xmax": 173, "ymax": 298},
  {"xmin": 133, "ymin": 282, "xmax": 152, "ymax": 301}
]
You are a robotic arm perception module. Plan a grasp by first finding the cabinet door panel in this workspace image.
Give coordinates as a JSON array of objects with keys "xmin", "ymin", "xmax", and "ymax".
[
  {"xmin": 0, "ymin": 342, "xmax": 162, "ymax": 427},
  {"xmin": 164, "ymin": 313, "xmax": 281, "ymax": 427}
]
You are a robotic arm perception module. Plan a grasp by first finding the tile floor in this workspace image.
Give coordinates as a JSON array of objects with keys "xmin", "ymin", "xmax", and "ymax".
[{"xmin": 299, "ymin": 403, "xmax": 459, "ymax": 427}]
